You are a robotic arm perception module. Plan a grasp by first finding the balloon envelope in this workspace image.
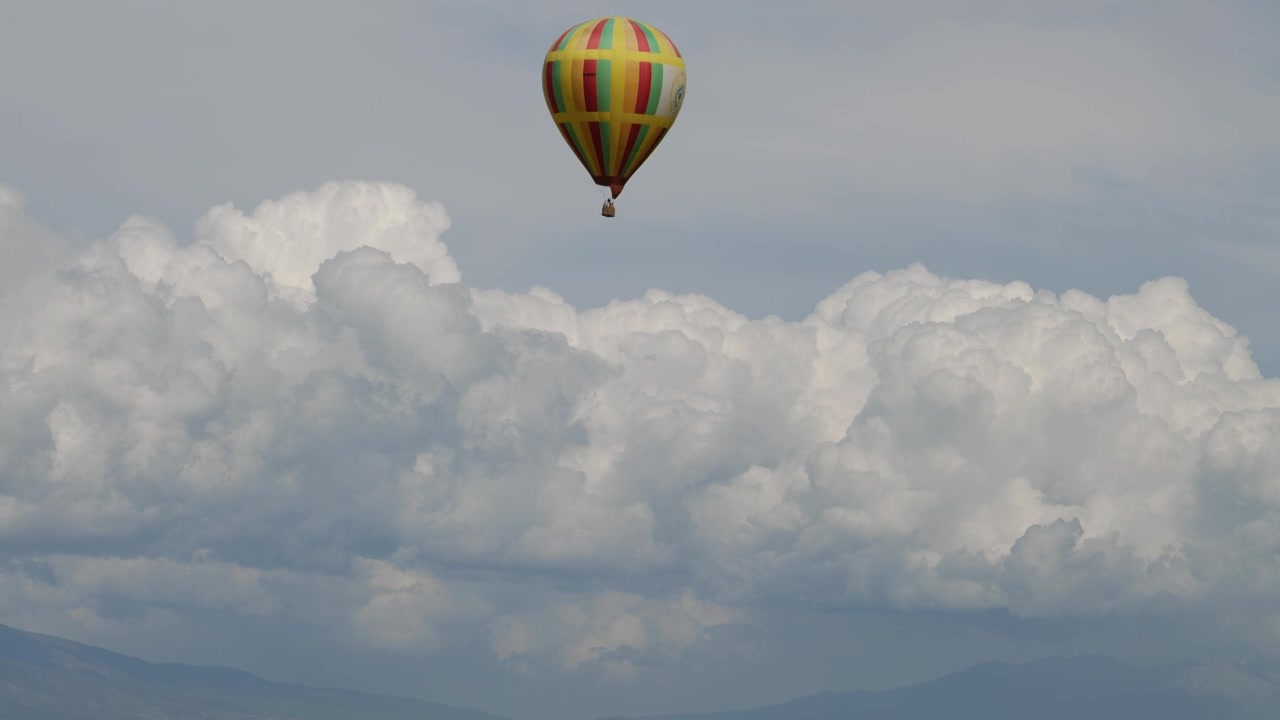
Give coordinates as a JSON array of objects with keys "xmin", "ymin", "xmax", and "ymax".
[{"xmin": 542, "ymin": 17, "xmax": 687, "ymax": 198}]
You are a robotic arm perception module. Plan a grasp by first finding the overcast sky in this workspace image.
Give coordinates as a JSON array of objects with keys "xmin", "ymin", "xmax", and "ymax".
[{"xmin": 3, "ymin": 1, "xmax": 1280, "ymax": 719}]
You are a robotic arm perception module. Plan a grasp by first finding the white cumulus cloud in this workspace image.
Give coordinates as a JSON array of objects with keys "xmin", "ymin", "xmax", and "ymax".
[{"xmin": 2, "ymin": 179, "xmax": 1280, "ymax": 678}]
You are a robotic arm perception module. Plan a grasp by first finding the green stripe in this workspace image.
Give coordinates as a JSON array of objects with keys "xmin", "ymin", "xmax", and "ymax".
[
  {"xmin": 639, "ymin": 23, "xmax": 660, "ymax": 53},
  {"xmin": 596, "ymin": 59, "xmax": 611, "ymax": 111},
  {"xmin": 558, "ymin": 22, "xmax": 587, "ymax": 50},
  {"xmin": 623, "ymin": 124, "xmax": 650, "ymax": 176},
  {"xmin": 599, "ymin": 19, "xmax": 614, "ymax": 49},
  {"xmin": 645, "ymin": 62, "xmax": 663, "ymax": 115},
  {"xmin": 564, "ymin": 123, "xmax": 593, "ymax": 172},
  {"xmin": 551, "ymin": 61, "xmax": 566, "ymax": 115}
]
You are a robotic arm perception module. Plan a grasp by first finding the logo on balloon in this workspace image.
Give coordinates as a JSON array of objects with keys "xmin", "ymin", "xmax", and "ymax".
[{"xmin": 670, "ymin": 70, "xmax": 686, "ymax": 115}]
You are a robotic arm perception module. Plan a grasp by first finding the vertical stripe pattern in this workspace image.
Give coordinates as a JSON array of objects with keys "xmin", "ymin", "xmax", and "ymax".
[{"xmin": 541, "ymin": 16, "xmax": 687, "ymax": 198}]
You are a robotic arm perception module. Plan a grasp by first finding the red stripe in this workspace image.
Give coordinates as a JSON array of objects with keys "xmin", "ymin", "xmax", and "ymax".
[
  {"xmin": 583, "ymin": 59, "xmax": 598, "ymax": 112},
  {"xmin": 586, "ymin": 19, "xmax": 608, "ymax": 49},
  {"xmin": 634, "ymin": 61, "xmax": 652, "ymax": 113},
  {"xmin": 559, "ymin": 123, "xmax": 588, "ymax": 169},
  {"xmin": 630, "ymin": 20, "xmax": 650, "ymax": 52},
  {"xmin": 619, "ymin": 124, "xmax": 642, "ymax": 173},
  {"xmin": 550, "ymin": 28, "xmax": 571, "ymax": 51},
  {"xmin": 633, "ymin": 127, "xmax": 668, "ymax": 173},
  {"xmin": 543, "ymin": 62, "xmax": 557, "ymax": 112},
  {"xmin": 588, "ymin": 122, "xmax": 605, "ymax": 174}
]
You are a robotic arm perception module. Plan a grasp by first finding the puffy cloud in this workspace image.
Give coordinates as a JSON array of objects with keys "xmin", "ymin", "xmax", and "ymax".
[
  {"xmin": 0, "ymin": 187, "xmax": 70, "ymax": 295},
  {"xmin": 2, "ymin": 180, "xmax": 1280, "ymax": 681},
  {"xmin": 0, "ymin": 552, "xmax": 473, "ymax": 653},
  {"xmin": 196, "ymin": 181, "xmax": 459, "ymax": 304}
]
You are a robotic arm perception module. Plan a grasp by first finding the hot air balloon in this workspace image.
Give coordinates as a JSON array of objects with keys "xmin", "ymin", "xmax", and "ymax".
[{"xmin": 541, "ymin": 17, "xmax": 687, "ymax": 217}]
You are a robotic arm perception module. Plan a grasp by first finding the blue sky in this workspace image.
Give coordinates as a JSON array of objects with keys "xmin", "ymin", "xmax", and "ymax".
[
  {"xmin": 7, "ymin": 0, "xmax": 1279, "ymax": 368},
  {"xmin": 3, "ymin": 2, "xmax": 1280, "ymax": 719}
]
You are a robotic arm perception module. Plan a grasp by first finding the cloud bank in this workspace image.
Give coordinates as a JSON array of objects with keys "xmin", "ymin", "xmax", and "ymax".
[{"xmin": 2, "ymin": 180, "xmax": 1279, "ymax": 682}]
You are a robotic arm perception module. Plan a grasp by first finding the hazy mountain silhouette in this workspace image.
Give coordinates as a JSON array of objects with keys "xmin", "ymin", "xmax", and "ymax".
[
  {"xmin": 600, "ymin": 654, "xmax": 1280, "ymax": 720},
  {"xmin": 5, "ymin": 622, "xmax": 1280, "ymax": 720},
  {"xmin": 0, "ymin": 623, "xmax": 509, "ymax": 720}
]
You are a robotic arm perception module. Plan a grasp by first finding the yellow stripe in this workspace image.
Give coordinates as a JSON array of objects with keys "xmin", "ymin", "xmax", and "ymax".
[
  {"xmin": 631, "ymin": 121, "xmax": 667, "ymax": 174},
  {"xmin": 653, "ymin": 29, "xmax": 678, "ymax": 57},
  {"xmin": 650, "ymin": 29, "xmax": 667, "ymax": 55},
  {"xmin": 575, "ymin": 120, "xmax": 598, "ymax": 175},
  {"xmin": 619, "ymin": 38, "xmax": 641, "ymax": 178},
  {"xmin": 624, "ymin": 60, "xmax": 640, "ymax": 113},
  {"xmin": 571, "ymin": 57, "xmax": 585, "ymax": 108},
  {"xmin": 609, "ymin": 23, "xmax": 627, "ymax": 175},
  {"xmin": 546, "ymin": 48, "xmax": 684, "ymax": 68},
  {"xmin": 570, "ymin": 54, "xmax": 586, "ymax": 172},
  {"xmin": 553, "ymin": 111, "xmax": 675, "ymax": 128},
  {"xmin": 559, "ymin": 56, "xmax": 575, "ymax": 115},
  {"xmin": 565, "ymin": 52, "xmax": 600, "ymax": 176}
]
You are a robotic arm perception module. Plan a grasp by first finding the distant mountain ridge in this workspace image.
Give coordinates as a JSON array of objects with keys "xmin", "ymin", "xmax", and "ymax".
[
  {"xmin": 598, "ymin": 653, "xmax": 1280, "ymax": 720},
  {"xmin": 4, "ymin": 622, "xmax": 1280, "ymax": 720},
  {"xmin": 0, "ymin": 623, "xmax": 509, "ymax": 720}
]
